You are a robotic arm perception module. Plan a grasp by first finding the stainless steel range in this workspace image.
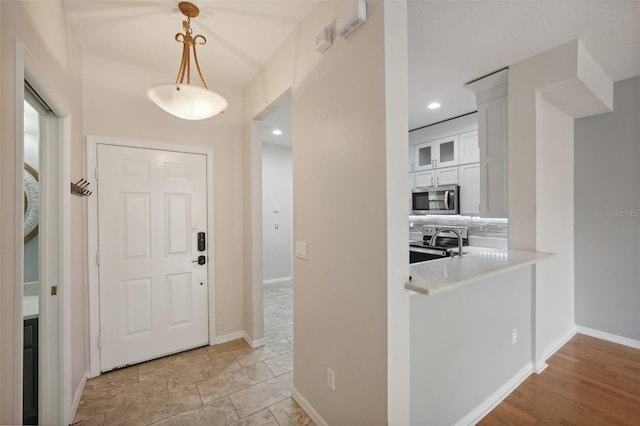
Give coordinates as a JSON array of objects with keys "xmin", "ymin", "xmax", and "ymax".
[{"xmin": 409, "ymin": 225, "xmax": 469, "ymax": 263}]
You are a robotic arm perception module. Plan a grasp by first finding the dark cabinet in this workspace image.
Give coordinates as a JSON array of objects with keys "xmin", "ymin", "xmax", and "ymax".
[{"xmin": 23, "ymin": 318, "xmax": 38, "ymax": 425}]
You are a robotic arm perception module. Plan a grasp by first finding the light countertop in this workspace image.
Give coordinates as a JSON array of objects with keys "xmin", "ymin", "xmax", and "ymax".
[{"xmin": 406, "ymin": 248, "xmax": 553, "ymax": 296}]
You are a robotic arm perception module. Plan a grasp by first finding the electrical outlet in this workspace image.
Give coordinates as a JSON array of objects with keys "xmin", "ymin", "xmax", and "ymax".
[
  {"xmin": 326, "ymin": 367, "xmax": 336, "ymax": 391},
  {"xmin": 512, "ymin": 328, "xmax": 518, "ymax": 344}
]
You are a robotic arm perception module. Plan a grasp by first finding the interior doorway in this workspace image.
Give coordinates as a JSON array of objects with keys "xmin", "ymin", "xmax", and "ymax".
[
  {"xmin": 23, "ymin": 91, "xmax": 43, "ymax": 425},
  {"xmin": 260, "ymin": 98, "xmax": 293, "ymax": 343},
  {"xmin": 22, "ymin": 82, "xmax": 63, "ymax": 425}
]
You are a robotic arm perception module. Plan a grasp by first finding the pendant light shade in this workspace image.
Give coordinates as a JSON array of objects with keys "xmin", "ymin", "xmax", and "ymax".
[
  {"xmin": 148, "ymin": 84, "xmax": 228, "ymax": 120},
  {"xmin": 148, "ymin": 2, "xmax": 228, "ymax": 120}
]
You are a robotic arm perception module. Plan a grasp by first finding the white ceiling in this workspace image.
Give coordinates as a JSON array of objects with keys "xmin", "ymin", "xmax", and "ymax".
[
  {"xmin": 408, "ymin": 0, "xmax": 640, "ymax": 130},
  {"xmin": 262, "ymin": 97, "xmax": 292, "ymax": 147},
  {"xmin": 62, "ymin": 1, "xmax": 640, "ymax": 130},
  {"xmin": 63, "ymin": 0, "xmax": 317, "ymax": 90}
]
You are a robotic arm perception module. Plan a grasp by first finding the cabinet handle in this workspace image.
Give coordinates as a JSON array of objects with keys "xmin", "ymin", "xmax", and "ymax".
[
  {"xmin": 431, "ymin": 177, "xmax": 434, "ymax": 186},
  {"xmin": 437, "ymin": 177, "xmax": 440, "ymax": 186}
]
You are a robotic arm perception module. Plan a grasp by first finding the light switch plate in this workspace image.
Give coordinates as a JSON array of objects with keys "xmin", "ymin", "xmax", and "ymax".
[{"xmin": 295, "ymin": 241, "xmax": 308, "ymax": 260}]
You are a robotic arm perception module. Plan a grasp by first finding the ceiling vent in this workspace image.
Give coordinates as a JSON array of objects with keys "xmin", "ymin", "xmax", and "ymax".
[{"xmin": 337, "ymin": 0, "xmax": 367, "ymax": 39}]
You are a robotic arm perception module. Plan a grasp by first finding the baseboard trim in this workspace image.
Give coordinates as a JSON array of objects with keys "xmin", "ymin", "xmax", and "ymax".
[
  {"xmin": 292, "ymin": 386, "xmax": 328, "ymax": 426},
  {"xmin": 576, "ymin": 325, "xmax": 640, "ymax": 350},
  {"xmin": 70, "ymin": 371, "xmax": 88, "ymax": 422},
  {"xmin": 455, "ymin": 362, "xmax": 534, "ymax": 426},
  {"xmin": 243, "ymin": 332, "xmax": 265, "ymax": 348},
  {"xmin": 533, "ymin": 325, "xmax": 577, "ymax": 374},
  {"xmin": 540, "ymin": 326, "xmax": 577, "ymax": 369},
  {"xmin": 534, "ymin": 361, "xmax": 548, "ymax": 374},
  {"xmin": 263, "ymin": 276, "xmax": 292, "ymax": 285},
  {"xmin": 213, "ymin": 331, "xmax": 245, "ymax": 345}
]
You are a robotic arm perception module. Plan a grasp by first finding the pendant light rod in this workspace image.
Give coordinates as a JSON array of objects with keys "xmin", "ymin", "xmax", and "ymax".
[{"xmin": 175, "ymin": 2, "xmax": 208, "ymax": 89}]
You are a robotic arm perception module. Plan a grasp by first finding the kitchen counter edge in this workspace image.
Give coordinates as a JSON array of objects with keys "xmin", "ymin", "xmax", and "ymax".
[{"xmin": 406, "ymin": 249, "xmax": 554, "ymax": 296}]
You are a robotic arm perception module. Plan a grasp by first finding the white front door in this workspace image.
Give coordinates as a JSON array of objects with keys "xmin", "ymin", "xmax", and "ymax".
[{"xmin": 97, "ymin": 144, "xmax": 209, "ymax": 371}]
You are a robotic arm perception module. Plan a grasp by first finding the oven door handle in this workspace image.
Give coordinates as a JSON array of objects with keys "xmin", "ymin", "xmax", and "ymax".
[{"xmin": 444, "ymin": 190, "xmax": 449, "ymax": 210}]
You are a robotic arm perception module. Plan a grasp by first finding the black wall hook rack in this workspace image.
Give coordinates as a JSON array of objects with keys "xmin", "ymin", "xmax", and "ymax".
[{"xmin": 71, "ymin": 179, "xmax": 92, "ymax": 197}]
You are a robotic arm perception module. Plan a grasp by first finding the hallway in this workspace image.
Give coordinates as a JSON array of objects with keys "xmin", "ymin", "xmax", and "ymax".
[{"xmin": 72, "ymin": 282, "xmax": 297, "ymax": 425}]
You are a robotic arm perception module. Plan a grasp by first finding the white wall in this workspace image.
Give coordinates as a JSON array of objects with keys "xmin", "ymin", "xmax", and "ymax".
[
  {"xmin": 0, "ymin": 1, "xmax": 84, "ymax": 422},
  {"xmin": 574, "ymin": 75, "xmax": 640, "ymax": 340},
  {"xmin": 508, "ymin": 40, "xmax": 612, "ymax": 367},
  {"xmin": 262, "ymin": 144, "xmax": 292, "ymax": 282},
  {"xmin": 410, "ymin": 267, "xmax": 533, "ymax": 425},
  {"xmin": 82, "ymin": 55, "xmax": 245, "ymax": 338},
  {"xmin": 242, "ymin": 1, "xmax": 410, "ymax": 423},
  {"xmin": 534, "ymin": 92, "xmax": 575, "ymax": 359}
]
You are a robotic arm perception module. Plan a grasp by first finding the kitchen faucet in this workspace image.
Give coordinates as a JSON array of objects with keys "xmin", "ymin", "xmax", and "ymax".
[{"xmin": 429, "ymin": 227, "xmax": 464, "ymax": 257}]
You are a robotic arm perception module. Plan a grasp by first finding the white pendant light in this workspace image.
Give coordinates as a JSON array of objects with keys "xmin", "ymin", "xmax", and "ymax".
[{"xmin": 148, "ymin": 2, "xmax": 228, "ymax": 120}]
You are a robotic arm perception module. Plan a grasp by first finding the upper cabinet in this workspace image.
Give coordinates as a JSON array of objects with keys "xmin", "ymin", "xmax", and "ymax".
[
  {"xmin": 466, "ymin": 69, "xmax": 509, "ymax": 218},
  {"xmin": 414, "ymin": 135, "xmax": 459, "ymax": 171},
  {"xmin": 458, "ymin": 130, "xmax": 479, "ymax": 165},
  {"xmin": 409, "ymin": 113, "xmax": 479, "ymax": 215},
  {"xmin": 408, "ymin": 143, "xmax": 415, "ymax": 171}
]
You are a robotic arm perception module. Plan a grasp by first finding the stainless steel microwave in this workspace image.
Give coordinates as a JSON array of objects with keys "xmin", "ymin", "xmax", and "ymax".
[{"xmin": 411, "ymin": 185, "xmax": 459, "ymax": 215}]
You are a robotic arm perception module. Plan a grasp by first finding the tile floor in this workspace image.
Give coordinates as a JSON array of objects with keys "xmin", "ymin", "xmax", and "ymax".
[{"xmin": 73, "ymin": 281, "xmax": 309, "ymax": 426}]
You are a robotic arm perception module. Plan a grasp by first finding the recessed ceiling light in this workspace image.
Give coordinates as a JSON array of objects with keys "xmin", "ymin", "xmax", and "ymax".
[
  {"xmin": 427, "ymin": 102, "xmax": 441, "ymax": 110},
  {"xmin": 272, "ymin": 129, "xmax": 283, "ymax": 135}
]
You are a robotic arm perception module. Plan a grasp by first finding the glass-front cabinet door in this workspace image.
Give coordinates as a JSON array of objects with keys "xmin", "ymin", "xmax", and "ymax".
[
  {"xmin": 415, "ymin": 142, "xmax": 434, "ymax": 170},
  {"xmin": 435, "ymin": 135, "xmax": 458, "ymax": 168},
  {"xmin": 414, "ymin": 136, "xmax": 459, "ymax": 171}
]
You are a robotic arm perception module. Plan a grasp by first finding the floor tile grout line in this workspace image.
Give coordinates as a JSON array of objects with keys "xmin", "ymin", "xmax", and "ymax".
[
  {"xmin": 268, "ymin": 406, "xmax": 283, "ymax": 426},
  {"xmin": 197, "ymin": 362, "xmax": 276, "ymax": 404},
  {"xmin": 234, "ymin": 394, "xmax": 292, "ymax": 421},
  {"xmin": 226, "ymin": 394, "xmax": 243, "ymax": 423},
  {"xmin": 77, "ymin": 285, "xmax": 293, "ymax": 425}
]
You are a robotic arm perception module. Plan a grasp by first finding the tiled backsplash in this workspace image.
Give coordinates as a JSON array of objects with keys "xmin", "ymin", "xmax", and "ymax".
[{"xmin": 409, "ymin": 215, "xmax": 509, "ymax": 240}]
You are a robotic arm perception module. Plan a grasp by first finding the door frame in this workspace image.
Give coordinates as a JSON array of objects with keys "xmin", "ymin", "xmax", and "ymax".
[
  {"xmin": 86, "ymin": 135, "xmax": 216, "ymax": 378},
  {"xmin": 248, "ymin": 88, "xmax": 292, "ymax": 346},
  {"xmin": 14, "ymin": 41, "xmax": 72, "ymax": 425}
]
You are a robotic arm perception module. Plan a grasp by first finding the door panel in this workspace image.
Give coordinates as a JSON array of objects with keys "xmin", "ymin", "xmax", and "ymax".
[{"xmin": 97, "ymin": 144, "xmax": 208, "ymax": 371}]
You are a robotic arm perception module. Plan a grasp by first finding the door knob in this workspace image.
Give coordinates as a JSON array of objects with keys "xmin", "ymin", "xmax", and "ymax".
[{"xmin": 192, "ymin": 255, "xmax": 206, "ymax": 265}]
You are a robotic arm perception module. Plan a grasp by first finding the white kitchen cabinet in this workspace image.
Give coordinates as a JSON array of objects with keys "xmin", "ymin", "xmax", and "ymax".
[
  {"xmin": 458, "ymin": 130, "xmax": 479, "ymax": 165},
  {"xmin": 414, "ymin": 142, "xmax": 434, "ymax": 171},
  {"xmin": 414, "ymin": 135, "xmax": 459, "ymax": 171},
  {"xmin": 408, "ymin": 145, "xmax": 415, "ymax": 171},
  {"xmin": 415, "ymin": 170, "xmax": 434, "ymax": 188},
  {"xmin": 459, "ymin": 163, "xmax": 480, "ymax": 215},
  {"xmin": 414, "ymin": 167, "xmax": 458, "ymax": 188},
  {"xmin": 467, "ymin": 69, "xmax": 508, "ymax": 218},
  {"xmin": 435, "ymin": 166, "xmax": 458, "ymax": 186},
  {"xmin": 477, "ymin": 95, "xmax": 508, "ymax": 217},
  {"xmin": 408, "ymin": 173, "xmax": 414, "ymax": 211}
]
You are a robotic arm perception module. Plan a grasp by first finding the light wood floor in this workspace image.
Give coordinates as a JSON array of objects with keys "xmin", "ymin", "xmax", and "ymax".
[{"xmin": 480, "ymin": 333, "xmax": 640, "ymax": 425}]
